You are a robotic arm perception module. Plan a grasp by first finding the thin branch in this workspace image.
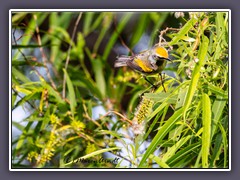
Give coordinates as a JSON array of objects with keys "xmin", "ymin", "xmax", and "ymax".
[
  {"xmin": 99, "ymin": 111, "xmax": 132, "ymax": 125},
  {"xmin": 14, "ymin": 22, "xmax": 61, "ymax": 82},
  {"xmin": 112, "ymin": 152, "xmax": 134, "ymax": 165},
  {"xmin": 158, "ymin": 27, "xmax": 180, "ymax": 48},
  {"xmin": 12, "ymin": 28, "xmax": 44, "ymax": 81},
  {"xmin": 62, "ymin": 12, "xmax": 83, "ymax": 99},
  {"xmin": 83, "ymin": 114, "xmax": 101, "ymax": 127},
  {"xmin": 12, "ymin": 88, "xmax": 38, "ymax": 111},
  {"xmin": 33, "ymin": 14, "xmax": 57, "ymax": 90},
  {"xmin": 13, "ymin": 27, "xmax": 71, "ymax": 107},
  {"xmin": 159, "ymin": 73, "xmax": 167, "ymax": 93},
  {"xmin": 113, "ymin": 15, "xmax": 134, "ymax": 56}
]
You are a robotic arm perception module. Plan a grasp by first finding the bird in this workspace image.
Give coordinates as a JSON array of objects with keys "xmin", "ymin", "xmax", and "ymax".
[{"xmin": 114, "ymin": 45, "xmax": 171, "ymax": 87}]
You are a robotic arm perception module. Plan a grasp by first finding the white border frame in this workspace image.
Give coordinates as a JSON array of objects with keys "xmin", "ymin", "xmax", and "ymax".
[{"xmin": 9, "ymin": 9, "xmax": 231, "ymax": 171}]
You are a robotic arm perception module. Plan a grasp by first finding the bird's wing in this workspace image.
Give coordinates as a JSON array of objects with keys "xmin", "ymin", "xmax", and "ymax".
[
  {"xmin": 114, "ymin": 55, "xmax": 133, "ymax": 67},
  {"xmin": 126, "ymin": 57, "xmax": 154, "ymax": 73}
]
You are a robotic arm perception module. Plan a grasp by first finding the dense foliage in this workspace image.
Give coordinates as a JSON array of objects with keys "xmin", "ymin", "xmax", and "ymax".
[{"xmin": 11, "ymin": 11, "xmax": 229, "ymax": 168}]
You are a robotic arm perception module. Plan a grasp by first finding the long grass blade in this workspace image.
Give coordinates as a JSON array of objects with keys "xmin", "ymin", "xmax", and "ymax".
[
  {"xmin": 138, "ymin": 108, "xmax": 183, "ymax": 167},
  {"xmin": 201, "ymin": 93, "xmax": 212, "ymax": 168},
  {"xmin": 183, "ymin": 35, "xmax": 209, "ymax": 120}
]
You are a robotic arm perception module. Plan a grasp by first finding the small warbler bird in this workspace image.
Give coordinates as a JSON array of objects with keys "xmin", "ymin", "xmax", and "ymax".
[{"xmin": 114, "ymin": 45, "xmax": 171, "ymax": 75}]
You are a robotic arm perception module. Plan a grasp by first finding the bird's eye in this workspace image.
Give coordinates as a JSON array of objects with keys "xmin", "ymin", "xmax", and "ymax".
[{"xmin": 152, "ymin": 54, "xmax": 160, "ymax": 60}]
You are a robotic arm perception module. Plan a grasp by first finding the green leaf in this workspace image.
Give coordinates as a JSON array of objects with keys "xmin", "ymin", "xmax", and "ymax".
[
  {"xmin": 102, "ymin": 13, "xmax": 133, "ymax": 61},
  {"xmin": 205, "ymin": 83, "xmax": 228, "ymax": 99},
  {"xmin": 210, "ymin": 134, "xmax": 222, "ymax": 167},
  {"xmin": 144, "ymin": 108, "xmax": 165, "ymax": 141},
  {"xmin": 201, "ymin": 93, "xmax": 212, "ymax": 168},
  {"xmin": 183, "ymin": 35, "xmax": 209, "ymax": 120},
  {"xmin": 149, "ymin": 12, "xmax": 169, "ymax": 46},
  {"xmin": 12, "ymin": 90, "xmax": 42, "ymax": 110},
  {"xmin": 91, "ymin": 58, "xmax": 106, "ymax": 98},
  {"xmin": 175, "ymin": 88, "xmax": 188, "ymax": 109},
  {"xmin": 13, "ymin": 13, "xmax": 48, "ymax": 60},
  {"xmin": 138, "ymin": 108, "xmax": 183, "ymax": 167},
  {"xmin": 211, "ymin": 95, "xmax": 227, "ymax": 138},
  {"xmin": 44, "ymin": 83, "xmax": 65, "ymax": 104},
  {"xmin": 53, "ymin": 26, "xmax": 72, "ymax": 44},
  {"xmin": 12, "ymin": 67, "xmax": 30, "ymax": 83},
  {"xmin": 16, "ymin": 121, "xmax": 34, "ymax": 150},
  {"xmin": 145, "ymin": 101, "xmax": 168, "ymax": 122},
  {"xmin": 162, "ymin": 135, "xmax": 192, "ymax": 163},
  {"xmin": 181, "ymin": 36, "xmax": 196, "ymax": 42},
  {"xmin": 93, "ymin": 13, "xmax": 113, "ymax": 54},
  {"xmin": 144, "ymin": 92, "xmax": 177, "ymax": 104},
  {"xmin": 90, "ymin": 13, "xmax": 105, "ymax": 32},
  {"xmin": 169, "ymin": 18, "xmax": 198, "ymax": 45},
  {"xmin": 130, "ymin": 13, "xmax": 149, "ymax": 48},
  {"xmin": 149, "ymin": 154, "xmax": 170, "ymax": 168},
  {"xmin": 216, "ymin": 12, "xmax": 228, "ymax": 47},
  {"xmin": 12, "ymin": 121, "xmax": 25, "ymax": 132},
  {"xmin": 218, "ymin": 123, "xmax": 228, "ymax": 168},
  {"xmin": 12, "ymin": 12, "xmax": 28, "ymax": 23},
  {"xmin": 83, "ymin": 12, "xmax": 95, "ymax": 36},
  {"xmin": 63, "ymin": 69, "xmax": 77, "ymax": 116},
  {"xmin": 166, "ymin": 142, "xmax": 201, "ymax": 167},
  {"xmin": 15, "ymin": 85, "xmax": 32, "ymax": 95},
  {"xmin": 48, "ymin": 12, "xmax": 72, "ymax": 67}
]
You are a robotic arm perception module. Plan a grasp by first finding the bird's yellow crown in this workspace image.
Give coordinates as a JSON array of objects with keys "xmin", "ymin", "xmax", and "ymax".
[{"xmin": 155, "ymin": 46, "xmax": 169, "ymax": 59}]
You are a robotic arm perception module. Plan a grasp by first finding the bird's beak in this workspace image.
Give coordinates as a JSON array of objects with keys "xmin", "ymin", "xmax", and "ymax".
[
  {"xmin": 166, "ymin": 57, "xmax": 172, "ymax": 62},
  {"xmin": 159, "ymin": 57, "xmax": 172, "ymax": 62}
]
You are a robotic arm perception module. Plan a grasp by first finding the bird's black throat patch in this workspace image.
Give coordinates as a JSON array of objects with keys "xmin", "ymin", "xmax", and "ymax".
[{"xmin": 156, "ymin": 60, "xmax": 164, "ymax": 67}]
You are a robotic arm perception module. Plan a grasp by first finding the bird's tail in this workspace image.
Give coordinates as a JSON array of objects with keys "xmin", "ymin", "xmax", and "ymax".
[{"xmin": 114, "ymin": 56, "xmax": 132, "ymax": 67}]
